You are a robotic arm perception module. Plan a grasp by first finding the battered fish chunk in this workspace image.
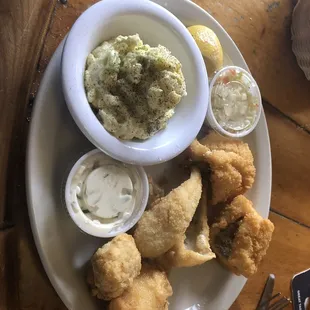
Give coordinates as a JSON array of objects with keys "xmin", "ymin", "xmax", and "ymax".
[
  {"xmin": 134, "ymin": 167, "xmax": 202, "ymax": 258},
  {"xmin": 109, "ymin": 263, "xmax": 173, "ymax": 310},
  {"xmin": 210, "ymin": 195, "xmax": 274, "ymax": 277},
  {"xmin": 87, "ymin": 233, "xmax": 141, "ymax": 300},
  {"xmin": 189, "ymin": 132, "xmax": 256, "ymax": 205},
  {"xmin": 158, "ymin": 186, "xmax": 215, "ymax": 268}
]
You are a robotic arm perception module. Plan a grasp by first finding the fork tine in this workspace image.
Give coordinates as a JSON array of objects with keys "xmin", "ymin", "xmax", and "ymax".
[
  {"xmin": 272, "ymin": 301, "xmax": 291, "ymax": 310},
  {"xmin": 268, "ymin": 297, "xmax": 291, "ymax": 310},
  {"xmin": 257, "ymin": 293, "xmax": 282, "ymax": 309},
  {"xmin": 269, "ymin": 301, "xmax": 291, "ymax": 310},
  {"xmin": 269, "ymin": 298, "xmax": 289, "ymax": 310}
]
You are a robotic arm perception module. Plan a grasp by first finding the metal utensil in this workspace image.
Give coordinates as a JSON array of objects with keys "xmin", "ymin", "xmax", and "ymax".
[
  {"xmin": 263, "ymin": 293, "xmax": 291, "ymax": 310},
  {"xmin": 257, "ymin": 274, "xmax": 291, "ymax": 310},
  {"xmin": 257, "ymin": 274, "xmax": 276, "ymax": 310}
]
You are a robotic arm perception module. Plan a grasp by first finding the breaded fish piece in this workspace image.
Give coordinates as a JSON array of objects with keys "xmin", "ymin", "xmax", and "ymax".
[
  {"xmin": 158, "ymin": 186, "xmax": 215, "ymax": 268},
  {"xmin": 108, "ymin": 263, "xmax": 173, "ymax": 310},
  {"xmin": 189, "ymin": 132, "xmax": 256, "ymax": 205},
  {"xmin": 134, "ymin": 168, "xmax": 202, "ymax": 258},
  {"xmin": 87, "ymin": 233, "xmax": 141, "ymax": 300},
  {"xmin": 210, "ymin": 195, "xmax": 274, "ymax": 277}
]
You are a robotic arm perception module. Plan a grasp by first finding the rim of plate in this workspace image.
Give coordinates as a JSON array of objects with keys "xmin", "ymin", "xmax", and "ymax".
[{"xmin": 26, "ymin": 1, "xmax": 272, "ymax": 309}]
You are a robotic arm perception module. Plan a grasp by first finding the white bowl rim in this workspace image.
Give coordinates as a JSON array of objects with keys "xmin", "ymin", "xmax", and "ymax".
[
  {"xmin": 207, "ymin": 65, "xmax": 262, "ymax": 138},
  {"xmin": 61, "ymin": 0, "xmax": 209, "ymax": 166},
  {"xmin": 64, "ymin": 149, "xmax": 149, "ymax": 238}
]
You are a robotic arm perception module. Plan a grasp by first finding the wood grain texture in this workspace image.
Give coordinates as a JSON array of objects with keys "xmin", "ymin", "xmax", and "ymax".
[
  {"xmin": 194, "ymin": 0, "xmax": 310, "ymax": 130},
  {"xmin": 1, "ymin": 0, "xmax": 310, "ymax": 310},
  {"xmin": 18, "ymin": 233, "xmax": 66, "ymax": 309},
  {"xmin": 265, "ymin": 103, "xmax": 310, "ymax": 227},
  {"xmin": 231, "ymin": 211, "xmax": 310, "ymax": 310},
  {"xmin": 31, "ymin": 0, "xmax": 99, "ymax": 94},
  {"xmin": 0, "ymin": 229, "xmax": 19, "ymax": 310},
  {"xmin": 0, "ymin": 0, "xmax": 59, "ymax": 309},
  {"xmin": 0, "ymin": 0, "xmax": 56, "ymax": 221}
]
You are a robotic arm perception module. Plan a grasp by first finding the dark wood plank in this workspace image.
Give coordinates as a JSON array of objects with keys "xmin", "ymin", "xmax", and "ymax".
[
  {"xmin": 0, "ymin": 0, "xmax": 58, "ymax": 309},
  {"xmin": 265, "ymin": 103, "xmax": 310, "ymax": 227},
  {"xmin": 194, "ymin": 0, "xmax": 310, "ymax": 130},
  {"xmin": 32, "ymin": 0, "xmax": 99, "ymax": 94},
  {"xmin": 0, "ymin": 0, "xmax": 56, "ymax": 222},
  {"xmin": 0, "ymin": 229, "xmax": 19, "ymax": 310},
  {"xmin": 17, "ymin": 227, "xmax": 66, "ymax": 309},
  {"xmin": 2, "ymin": 0, "xmax": 309, "ymax": 309}
]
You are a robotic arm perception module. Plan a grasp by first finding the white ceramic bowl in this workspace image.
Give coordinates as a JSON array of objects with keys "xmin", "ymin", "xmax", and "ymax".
[
  {"xmin": 206, "ymin": 66, "xmax": 262, "ymax": 138},
  {"xmin": 64, "ymin": 149, "xmax": 149, "ymax": 238},
  {"xmin": 61, "ymin": 0, "xmax": 208, "ymax": 166}
]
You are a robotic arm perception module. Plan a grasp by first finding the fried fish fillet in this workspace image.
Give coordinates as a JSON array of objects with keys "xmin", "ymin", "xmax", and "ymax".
[
  {"xmin": 158, "ymin": 186, "xmax": 215, "ymax": 268},
  {"xmin": 189, "ymin": 132, "xmax": 256, "ymax": 205},
  {"xmin": 134, "ymin": 167, "xmax": 202, "ymax": 258},
  {"xmin": 210, "ymin": 195, "xmax": 274, "ymax": 277},
  {"xmin": 87, "ymin": 233, "xmax": 141, "ymax": 300},
  {"xmin": 108, "ymin": 263, "xmax": 173, "ymax": 310}
]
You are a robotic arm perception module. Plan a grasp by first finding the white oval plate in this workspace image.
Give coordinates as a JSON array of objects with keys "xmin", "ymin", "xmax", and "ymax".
[{"xmin": 26, "ymin": 0, "xmax": 271, "ymax": 309}]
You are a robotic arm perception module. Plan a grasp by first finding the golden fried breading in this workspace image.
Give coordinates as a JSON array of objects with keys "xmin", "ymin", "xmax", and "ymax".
[
  {"xmin": 199, "ymin": 131, "xmax": 253, "ymax": 155},
  {"xmin": 210, "ymin": 195, "xmax": 274, "ymax": 277},
  {"xmin": 189, "ymin": 132, "xmax": 256, "ymax": 205},
  {"xmin": 108, "ymin": 263, "xmax": 173, "ymax": 310},
  {"xmin": 88, "ymin": 233, "xmax": 141, "ymax": 300},
  {"xmin": 158, "ymin": 186, "xmax": 215, "ymax": 268},
  {"xmin": 134, "ymin": 168, "xmax": 202, "ymax": 258}
]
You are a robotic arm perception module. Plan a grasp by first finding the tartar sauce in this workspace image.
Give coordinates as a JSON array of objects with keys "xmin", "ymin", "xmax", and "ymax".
[
  {"xmin": 67, "ymin": 151, "xmax": 145, "ymax": 235},
  {"xmin": 77, "ymin": 165, "xmax": 134, "ymax": 219},
  {"xmin": 211, "ymin": 67, "xmax": 260, "ymax": 133}
]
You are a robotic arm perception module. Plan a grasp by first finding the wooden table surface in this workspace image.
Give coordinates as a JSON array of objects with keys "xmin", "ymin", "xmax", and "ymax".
[{"xmin": 1, "ymin": 0, "xmax": 309, "ymax": 309}]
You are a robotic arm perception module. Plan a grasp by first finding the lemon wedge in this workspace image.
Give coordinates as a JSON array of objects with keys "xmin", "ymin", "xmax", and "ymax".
[{"xmin": 188, "ymin": 25, "xmax": 223, "ymax": 76}]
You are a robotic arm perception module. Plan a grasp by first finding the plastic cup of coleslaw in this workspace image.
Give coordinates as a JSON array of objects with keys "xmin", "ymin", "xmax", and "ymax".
[{"xmin": 206, "ymin": 66, "xmax": 262, "ymax": 138}]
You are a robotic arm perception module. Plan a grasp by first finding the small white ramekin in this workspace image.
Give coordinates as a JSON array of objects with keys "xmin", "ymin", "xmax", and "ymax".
[
  {"xmin": 206, "ymin": 66, "xmax": 262, "ymax": 138},
  {"xmin": 64, "ymin": 149, "xmax": 149, "ymax": 238},
  {"xmin": 61, "ymin": 0, "xmax": 209, "ymax": 166}
]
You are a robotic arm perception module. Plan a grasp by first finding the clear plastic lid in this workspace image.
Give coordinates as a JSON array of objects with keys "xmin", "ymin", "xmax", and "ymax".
[{"xmin": 206, "ymin": 66, "xmax": 262, "ymax": 138}]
